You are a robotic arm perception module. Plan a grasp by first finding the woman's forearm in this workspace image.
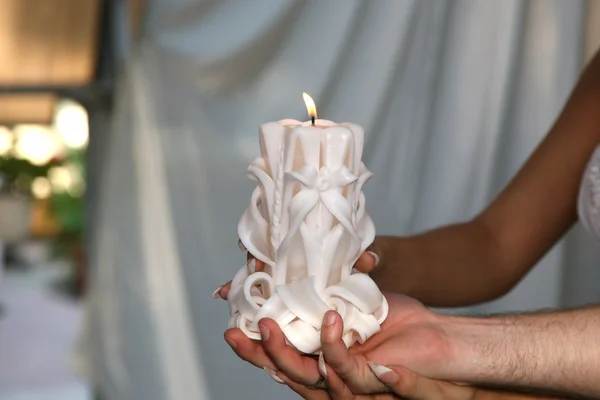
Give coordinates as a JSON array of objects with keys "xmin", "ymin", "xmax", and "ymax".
[
  {"xmin": 445, "ymin": 306, "xmax": 600, "ymax": 398},
  {"xmin": 369, "ymin": 220, "xmax": 523, "ymax": 307},
  {"xmin": 368, "ymin": 50, "xmax": 600, "ymax": 308}
]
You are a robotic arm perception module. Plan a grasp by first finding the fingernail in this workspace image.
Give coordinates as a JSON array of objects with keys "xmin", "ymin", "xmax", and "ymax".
[
  {"xmin": 318, "ymin": 352, "xmax": 327, "ymax": 378},
  {"xmin": 263, "ymin": 367, "xmax": 284, "ymax": 384},
  {"xmin": 367, "ymin": 251, "xmax": 380, "ymax": 267},
  {"xmin": 224, "ymin": 337, "xmax": 237, "ymax": 350},
  {"xmin": 212, "ymin": 285, "xmax": 223, "ymax": 299},
  {"xmin": 259, "ymin": 324, "xmax": 270, "ymax": 341},
  {"xmin": 323, "ymin": 310, "xmax": 337, "ymax": 327},
  {"xmin": 247, "ymin": 259, "xmax": 256, "ymax": 273},
  {"xmin": 238, "ymin": 239, "xmax": 247, "ymax": 253},
  {"xmin": 368, "ymin": 361, "xmax": 398, "ymax": 384}
]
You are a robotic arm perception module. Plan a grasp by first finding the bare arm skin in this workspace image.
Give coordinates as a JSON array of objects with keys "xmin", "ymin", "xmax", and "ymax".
[
  {"xmin": 367, "ymin": 50, "xmax": 600, "ymax": 307},
  {"xmin": 441, "ymin": 305, "xmax": 600, "ymax": 398}
]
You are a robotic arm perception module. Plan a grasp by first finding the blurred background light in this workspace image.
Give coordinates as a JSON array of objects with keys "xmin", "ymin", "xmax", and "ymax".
[
  {"xmin": 13, "ymin": 124, "xmax": 64, "ymax": 166},
  {"xmin": 55, "ymin": 99, "xmax": 89, "ymax": 149},
  {"xmin": 0, "ymin": 126, "xmax": 13, "ymax": 156},
  {"xmin": 31, "ymin": 176, "xmax": 52, "ymax": 199}
]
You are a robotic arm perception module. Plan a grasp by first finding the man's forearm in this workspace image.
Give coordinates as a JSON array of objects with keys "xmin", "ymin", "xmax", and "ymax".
[
  {"xmin": 369, "ymin": 221, "xmax": 522, "ymax": 307},
  {"xmin": 445, "ymin": 306, "xmax": 600, "ymax": 398}
]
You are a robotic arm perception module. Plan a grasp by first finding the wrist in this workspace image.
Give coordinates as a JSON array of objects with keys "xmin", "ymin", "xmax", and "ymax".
[
  {"xmin": 369, "ymin": 236, "xmax": 418, "ymax": 292},
  {"xmin": 441, "ymin": 314, "xmax": 521, "ymax": 384},
  {"xmin": 368, "ymin": 236, "xmax": 400, "ymax": 285}
]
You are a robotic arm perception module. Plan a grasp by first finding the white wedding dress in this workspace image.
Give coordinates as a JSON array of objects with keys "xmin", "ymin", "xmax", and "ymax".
[{"xmin": 578, "ymin": 146, "xmax": 600, "ymax": 241}]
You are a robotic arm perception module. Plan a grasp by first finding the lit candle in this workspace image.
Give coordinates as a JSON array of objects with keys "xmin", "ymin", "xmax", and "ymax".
[{"xmin": 229, "ymin": 93, "xmax": 388, "ymax": 354}]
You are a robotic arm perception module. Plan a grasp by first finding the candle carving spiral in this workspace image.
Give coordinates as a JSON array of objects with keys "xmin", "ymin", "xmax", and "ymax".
[{"xmin": 227, "ymin": 119, "xmax": 388, "ymax": 354}]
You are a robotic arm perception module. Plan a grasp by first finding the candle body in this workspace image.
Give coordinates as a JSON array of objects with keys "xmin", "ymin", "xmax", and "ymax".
[{"xmin": 227, "ymin": 119, "xmax": 388, "ymax": 354}]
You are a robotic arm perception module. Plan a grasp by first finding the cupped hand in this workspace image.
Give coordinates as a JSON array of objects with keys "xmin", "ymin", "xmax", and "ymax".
[
  {"xmin": 310, "ymin": 295, "xmax": 481, "ymax": 399},
  {"xmin": 221, "ymin": 283, "xmax": 477, "ymax": 399},
  {"xmin": 254, "ymin": 298, "xmax": 559, "ymax": 400},
  {"xmin": 286, "ymin": 296, "xmax": 565, "ymax": 400}
]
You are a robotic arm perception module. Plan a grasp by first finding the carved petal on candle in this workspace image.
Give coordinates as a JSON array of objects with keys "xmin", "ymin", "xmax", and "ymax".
[
  {"xmin": 247, "ymin": 157, "xmax": 275, "ymax": 215},
  {"xmin": 252, "ymin": 294, "xmax": 296, "ymax": 330},
  {"xmin": 340, "ymin": 123, "xmax": 365, "ymax": 172},
  {"xmin": 239, "ymin": 316, "xmax": 261, "ymax": 340},
  {"xmin": 325, "ymin": 274, "xmax": 383, "ymax": 315},
  {"xmin": 374, "ymin": 297, "xmax": 389, "ymax": 324},
  {"xmin": 282, "ymin": 320, "xmax": 322, "ymax": 354},
  {"xmin": 238, "ymin": 189, "xmax": 273, "ymax": 266},
  {"xmin": 284, "ymin": 165, "xmax": 361, "ymax": 244},
  {"xmin": 278, "ymin": 190, "xmax": 320, "ymax": 256},
  {"xmin": 286, "ymin": 164, "xmax": 358, "ymax": 189},
  {"xmin": 355, "ymin": 210, "xmax": 376, "ymax": 262},
  {"xmin": 238, "ymin": 158, "xmax": 277, "ymax": 266},
  {"xmin": 311, "ymin": 223, "xmax": 345, "ymax": 288},
  {"xmin": 345, "ymin": 312, "xmax": 381, "ymax": 344},
  {"xmin": 276, "ymin": 277, "xmax": 331, "ymax": 329},
  {"xmin": 353, "ymin": 163, "xmax": 373, "ymax": 210}
]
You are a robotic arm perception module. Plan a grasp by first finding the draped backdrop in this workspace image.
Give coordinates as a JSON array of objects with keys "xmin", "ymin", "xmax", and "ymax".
[{"xmin": 84, "ymin": 1, "xmax": 600, "ymax": 399}]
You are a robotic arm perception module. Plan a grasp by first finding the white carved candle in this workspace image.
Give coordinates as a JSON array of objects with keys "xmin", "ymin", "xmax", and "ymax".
[{"xmin": 227, "ymin": 93, "xmax": 388, "ymax": 354}]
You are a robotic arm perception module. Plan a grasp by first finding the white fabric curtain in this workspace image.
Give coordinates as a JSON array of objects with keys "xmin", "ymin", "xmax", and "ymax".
[{"xmin": 85, "ymin": 1, "xmax": 600, "ymax": 399}]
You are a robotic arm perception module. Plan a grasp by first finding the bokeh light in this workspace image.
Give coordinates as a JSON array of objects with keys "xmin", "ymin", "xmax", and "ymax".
[
  {"xmin": 13, "ymin": 125, "xmax": 64, "ymax": 166},
  {"xmin": 48, "ymin": 166, "xmax": 72, "ymax": 192},
  {"xmin": 0, "ymin": 126, "xmax": 13, "ymax": 156},
  {"xmin": 54, "ymin": 99, "xmax": 89, "ymax": 149},
  {"xmin": 31, "ymin": 176, "xmax": 52, "ymax": 199}
]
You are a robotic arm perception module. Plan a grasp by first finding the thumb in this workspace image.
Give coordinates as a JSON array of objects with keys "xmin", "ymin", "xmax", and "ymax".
[{"xmin": 367, "ymin": 362, "xmax": 476, "ymax": 400}]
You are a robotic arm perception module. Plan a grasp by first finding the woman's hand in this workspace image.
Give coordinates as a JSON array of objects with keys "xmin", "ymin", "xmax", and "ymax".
[{"xmin": 275, "ymin": 365, "xmax": 479, "ymax": 400}]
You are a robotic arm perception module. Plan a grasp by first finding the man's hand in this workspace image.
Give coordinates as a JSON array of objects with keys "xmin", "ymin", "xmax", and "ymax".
[
  {"xmin": 318, "ymin": 293, "xmax": 449, "ymax": 393},
  {"xmin": 278, "ymin": 299, "xmax": 569, "ymax": 400}
]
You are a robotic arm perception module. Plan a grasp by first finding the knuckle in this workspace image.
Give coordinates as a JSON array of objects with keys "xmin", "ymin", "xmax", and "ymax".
[
  {"xmin": 395, "ymin": 371, "xmax": 419, "ymax": 397},
  {"xmin": 329, "ymin": 359, "xmax": 355, "ymax": 378}
]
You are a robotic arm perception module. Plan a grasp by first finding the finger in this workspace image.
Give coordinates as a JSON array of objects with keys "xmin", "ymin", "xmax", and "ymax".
[
  {"xmin": 279, "ymin": 374, "xmax": 331, "ymax": 400},
  {"xmin": 321, "ymin": 310, "xmax": 387, "ymax": 393},
  {"xmin": 368, "ymin": 363, "xmax": 476, "ymax": 400},
  {"xmin": 216, "ymin": 257, "xmax": 267, "ymax": 299},
  {"xmin": 246, "ymin": 258, "xmax": 266, "ymax": 273},
  {"xmin": 224, "ymin": 328, "xmax": 277, "ymax": 370},
  {"xmin": 213, "ymin": 281, "xmax": 232, "ymax": 299},
  {"xmin": 259, "ymin": 318, "xmax": 321, "ymax": 385},
  {"xmin": 317, "ymin": 353, "xmax": 354, "ymax": 400},
  {"xmin": 246, "ymin": 253, "xmax": 266, "ymax": 273},
  {"xmin": 263, "ymin": 367, "xmax": 286, "ymax": 385},
  {"xmin": 320, "ymin": 310, "xmax": 359, "ymax": 378},
  {"xmin": 353, "ymin": 251, "xmax": 378, "ymax": 273}
]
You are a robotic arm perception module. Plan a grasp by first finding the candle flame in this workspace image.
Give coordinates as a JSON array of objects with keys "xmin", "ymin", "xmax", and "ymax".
[{"xmin": 302, "ymin": 92, "xmax": 317, "ymax": 120}]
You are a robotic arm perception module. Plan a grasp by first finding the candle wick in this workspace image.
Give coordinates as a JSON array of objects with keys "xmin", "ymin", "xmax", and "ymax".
[{"xmin": 311, "ymin": 116, "xmax": 315, "ymax": 126}]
